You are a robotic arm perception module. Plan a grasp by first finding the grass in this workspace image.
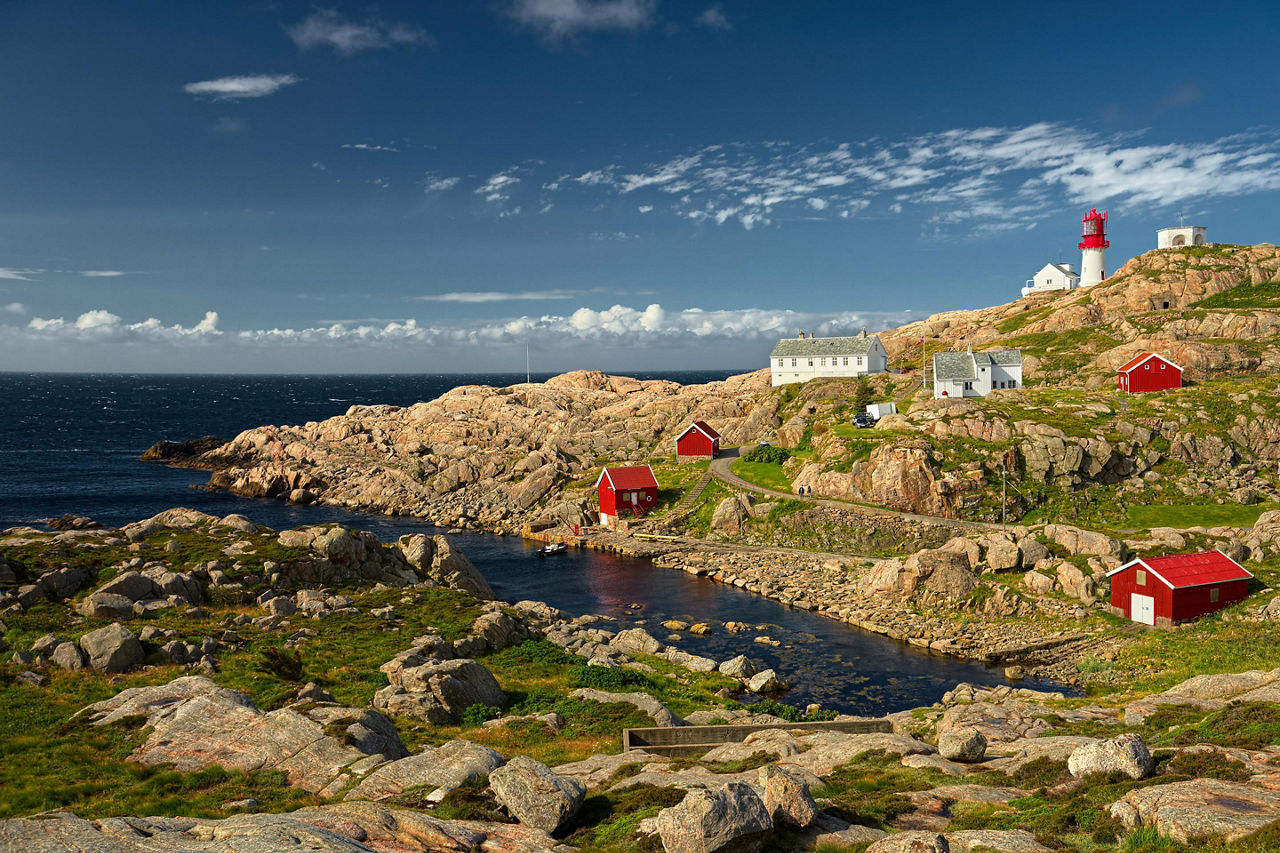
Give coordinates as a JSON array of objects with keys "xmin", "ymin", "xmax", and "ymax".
[
  {"xmin": 1191, "ymin": 278, "xmax": 1280, "ymax": 310},
  {"xmin": 730, "ymin": 459, "xmax": 793, "ymax": 493},
  {"xmin": 1122, "ymin": 503, "xmax": 1278, "ymax": 531}
]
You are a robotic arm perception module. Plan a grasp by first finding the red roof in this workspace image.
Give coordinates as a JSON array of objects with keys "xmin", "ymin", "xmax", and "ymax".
[
  {"xmin": 596, "ymin": 465, "xmax": 658, "ymax": 490},
  {"xmin": 1108, "ymin": 550, "xmax": 1253, "ymax": 589},
  {"xmin": 677, "ymin": 421, "xmax": 720, "ymax": 441},
  {"xmin": 1118, "ymin": 352, "xmax": 1182, "ymax": 374}
]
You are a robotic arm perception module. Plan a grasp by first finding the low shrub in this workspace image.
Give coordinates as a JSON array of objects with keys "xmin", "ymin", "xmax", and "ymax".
[{"xmin": 742, "ymin": 444, "xmax": 792, "ymax": 465}]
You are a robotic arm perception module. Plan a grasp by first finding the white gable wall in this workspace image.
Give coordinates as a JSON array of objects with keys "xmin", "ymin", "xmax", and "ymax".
[{"xmin": 770, "ymin": 338, "xmax": 887, "ymax": 386}]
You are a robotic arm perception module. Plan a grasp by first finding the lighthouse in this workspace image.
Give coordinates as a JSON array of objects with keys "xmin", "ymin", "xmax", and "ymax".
[{"xmin": 1078, "ymin": 208, "xmax": 1109, "ymax": 287}]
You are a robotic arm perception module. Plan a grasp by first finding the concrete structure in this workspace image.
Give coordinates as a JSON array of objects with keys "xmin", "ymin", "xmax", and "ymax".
[
  {"xmin": 1107, "ymin": 550, "xmax": 1252, "ymax": 627},
  {"xmin": 1078, "ymin": 208, "xmax": 1109, "ymax": 287},
  {"xmin": 675, "ymin": 421, "xmax": 720, "ymax": 462},
  {"xmin": 595, "ymin": 465, "xmax": 659, "ymax": 528},
  {"xmin": 1021, "ymin": 262, "xmax": 1081, "ymax": 298},
  {"xmin": 769, "ymin": 331, "xmax": 887, "ymax": 386},
  {"xmin": 1158, "ymin": 225, "xmax": 1207, "ymax": 249},
  {"xmin": 1118, "ymin": 352, "xmax": 1183, "ymax": 393},
  {"xmin": 932, "ymin": 349, "xmax": 1022, "ymax": 399}
]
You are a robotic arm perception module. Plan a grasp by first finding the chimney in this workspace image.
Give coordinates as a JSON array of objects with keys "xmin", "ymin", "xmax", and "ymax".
[
  {"xmin": 860, "ymin": 328, "xmax": 867, "ymax": 338},
  {"xmin": 798, "ymin": 330, "xmax": 806, "ymax": 339}
]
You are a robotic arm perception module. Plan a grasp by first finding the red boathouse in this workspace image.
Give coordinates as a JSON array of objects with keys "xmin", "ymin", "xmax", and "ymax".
[
  {"xmin": 1106, "ymin": 550, "xmax": 1253, "ymax": 627},
  {"xmin": 675, "ymin": 421, "xmax": 721, "ymax": 462},
  {"xmin": 596, "ymin": 465, "xmax": 659, "ymax": 528},
  {"xmin": 1118, "ymin": 352, "xmax": 1182, "ymax": 393}
]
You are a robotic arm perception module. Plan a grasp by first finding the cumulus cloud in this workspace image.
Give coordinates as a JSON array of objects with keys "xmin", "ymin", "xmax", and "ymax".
[
  {"xmin": 27, "ymin": 310, "xmax": 221, "ymax": 341},
  {"xmin": 415, "ymin": 290, "xmax": 579, "ymax": 302},
  {"xmin": 184, "ymin": 74, "xmax": 301, "ymax": 101},
  {"xmin": 506, "ymin": 0, "xmax": 655, "ymax": 39},
  {"xmin": 695, "ymin": 5, "xmax": 731, "ymax": 30},
  {"xmin": 423, "ymin": 174, "xmax": 461, "ymax": 192},
  {"xmin": 476, "ymin": 171, "xmax": 521, "ymax": 200},
  {"xmin": 16, "ymin": 304, "xmax": 912, "ymax": 355},
  {"xmin": 533, "ymin": 124, "xmax": 1280, "ymax": 234},
  {"xmin": 287, "ymin": 10, "xmax": 428, "ymax": 55}
]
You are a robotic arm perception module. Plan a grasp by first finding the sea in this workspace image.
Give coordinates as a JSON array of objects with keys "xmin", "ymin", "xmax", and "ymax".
[{"xmin": 0, "ymin": 371, "xmax": 1041, "ymax": 714}]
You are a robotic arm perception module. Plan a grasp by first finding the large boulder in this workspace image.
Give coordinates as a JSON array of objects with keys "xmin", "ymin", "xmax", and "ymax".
[
  {"xmin": 78, "ymin": 676, "xmax": 406, "ymax": 796},
  {"xmin": 759, "ymin": 764, "xmax": 818, "ymax": 829},
  {"xmin": 938, "ymin": 727, "xmax": 987, "ymax": 763},
  {"xmin": 718, "ymin": 655, "xmax": 759, "ymax": 680},
  {"xmin": 866, "ymin": 833, "xmax": 949, "ymax": 853},
  {"xmin": 610, "ymin": 627, "xmax": 662, "ymax": 657},
  {"xmin": 346, "ymin": 739, "xmax": 504, "ymax": 803},
  {"xmin": 1068, "ymin": 733, "xmax": 1153, "ymax": 780},
  {"xmin": 78, "ymin": 623, "xmax": 144, "ymax": 673},
  {"xmin": 374, "ymin": 658, "xmax": 506, "ymax": 724},
  {"xmin": 489, "ymin": 755, "xmax": 586, "ymax": 834},
  {"xmin": 1110, "ymin": 778, "xmax": 1280, "ymax": 844},
  {"xmin": 76, "ymin": 592, "xmax": 137, "ymax": 620},
  {"xmin": 398, "ymin": 534, "xmax": 495, "ymax": 600},
  {"xmin": 711, "ymin": 495, "xmax": 752, "ymax": 534},
  {"xmin": 569, "ymin": 688, "xmax": 685, "ymax": 727},
  {"xmin": 95, "ymin": 571, "xmax": 161, "ymax": 602},
  {"xmin": 655, "ymin": 781, "xmax": 773, "ymax": 853}
]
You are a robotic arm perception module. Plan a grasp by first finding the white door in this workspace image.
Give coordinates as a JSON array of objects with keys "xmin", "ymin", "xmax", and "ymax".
[{"xmin": 1131, "ymin": 593, "xmax": 1155, "ymax": 626}]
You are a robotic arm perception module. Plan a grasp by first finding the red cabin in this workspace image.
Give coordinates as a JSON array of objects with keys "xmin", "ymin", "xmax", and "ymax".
[
  {"xmin": 596, "ymin": 465, "xmax": 659, "ymax": 528},
  {"xmin": 1118, "ymin": 352, "xmax": 1182, "ymax": 393},
  {"xmin": 675, "ymin": 421, "xmax": 721, "ymax": 462},
  {"xmin": 1106, "ymin": 550, "xmax": 1252, "ymax": 627}
]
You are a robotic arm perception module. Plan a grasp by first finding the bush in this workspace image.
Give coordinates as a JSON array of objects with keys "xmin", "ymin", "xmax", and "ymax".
[
  {"xmin": 461, "ymin": 704, "xmax": 503, "ymax": 728},
  {"xmin": 254, "ymin": 647, "xmax": 303, "ymax": 682},
  {"xmin": 566, "ymin": 665, "xmax": 653, "ymax": 692},
  {"xmin": 743, "ymin": 444, "xmax": 792, "ymax": 465},
  {"xmin": 748, "ymin": 699, "xmax": 837, "ymax": 722}
]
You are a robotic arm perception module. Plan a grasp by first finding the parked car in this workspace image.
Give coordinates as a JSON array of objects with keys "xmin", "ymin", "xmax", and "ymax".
[{"xmin": 852, "ymin": 412, "xmax": 875, "ymax": 428}]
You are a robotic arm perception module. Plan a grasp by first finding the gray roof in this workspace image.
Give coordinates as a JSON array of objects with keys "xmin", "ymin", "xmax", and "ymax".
[
  {"xmin": 1049, "ymin": 263, "xmax": 1079, "ymax": 278},
  {"xmin": 933, "ymin": 350, "xmax": 1022, "ymax": 381},
  {"xmin": 771, "ymin": 334, "xmax": 881, "ymax": 358}
]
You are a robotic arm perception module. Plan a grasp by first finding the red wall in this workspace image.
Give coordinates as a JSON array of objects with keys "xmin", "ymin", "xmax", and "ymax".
[
  {"xmin": 1109, "ymin": 564, "xmax": 1171, "ymax": 619},
  {"xmin": 597, "ymin": 482, "xmax": 658, "ymax": 517},
  {"xmin": 1170, "ymin": 579, "xmax": 1249, "ymax": 621},
  {"xmin": 677, "ymin": 430, "xmax": 718, "ymax": 457},
  {"xmin": 1110, "ymin": 564, "xmax": 1248, "ymax": 622},
  {"xmin": 1119, "ymin": 360, "xmax": 1181, "ymax": 393}
]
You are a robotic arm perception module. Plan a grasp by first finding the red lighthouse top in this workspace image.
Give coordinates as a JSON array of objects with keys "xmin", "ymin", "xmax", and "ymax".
[{"xmin": 1078, "ymin": 208, "xmax": 1110, "ymax": 249}]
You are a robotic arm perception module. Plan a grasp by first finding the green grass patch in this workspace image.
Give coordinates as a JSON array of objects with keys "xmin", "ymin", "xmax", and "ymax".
[
  {"xmin": 1122, "ymin": 503, "xmax": 1278, "ymax": 530},
  {"xmin": 730, "ymin": 459, "xmax": 792, "ymax": 493}
]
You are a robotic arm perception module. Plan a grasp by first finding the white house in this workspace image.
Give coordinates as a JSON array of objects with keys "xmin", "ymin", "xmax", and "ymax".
[
  {"xmin": 1021, "ymin": 262, "xmax": 1080, "ymax": 298},
  {"xmin": 770, "ymin": 331, "xmax": 887, "ymax": 387},
  {"xmin": 1157, "ymin": 226, "xmax": 1207, "ymax": 249},
  {"xmin": 933, "ymin": 349, "xmax": 1023, "ymax": 399}
]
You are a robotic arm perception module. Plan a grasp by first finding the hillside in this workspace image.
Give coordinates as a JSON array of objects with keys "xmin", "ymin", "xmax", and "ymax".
[{"xmin": 879, "ymin": 243, "xmax": 1280, "ymax": 386}]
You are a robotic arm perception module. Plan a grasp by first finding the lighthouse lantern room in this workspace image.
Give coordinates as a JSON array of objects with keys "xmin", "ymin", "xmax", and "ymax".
[{"xmin": 1078, "ymin": 208, "xmax": 1109, "ymax": 287}]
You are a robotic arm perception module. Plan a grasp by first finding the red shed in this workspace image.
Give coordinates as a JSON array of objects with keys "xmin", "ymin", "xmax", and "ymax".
[
  {"xmin": 1118, "ymin": 352, "xmax": 1182, "ymax": 393},
  {"xmin": 596, "ymin": 465, "xmax": 659, "ymax": 528},
  {"xmin": 1106, "ymin": 550, "xmax": 1252, "ymax": 627},
  {"xmin": 675, "ymin": 421, "xmax": 721, "ymax": 462}
]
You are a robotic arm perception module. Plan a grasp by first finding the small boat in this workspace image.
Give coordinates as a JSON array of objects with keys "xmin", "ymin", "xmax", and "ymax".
[{"xmin": 536, "ymin": 542, "xmax": 568, "ymax": 557}]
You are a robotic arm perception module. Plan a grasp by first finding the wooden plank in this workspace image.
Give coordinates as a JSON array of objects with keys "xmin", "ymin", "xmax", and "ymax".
[{"xmin": 622, "ymin": 718, "xmax": 890, "ymax": 753}]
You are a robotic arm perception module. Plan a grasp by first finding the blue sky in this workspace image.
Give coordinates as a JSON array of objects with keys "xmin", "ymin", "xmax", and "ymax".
[{"xmin": 3, "ymin": 0, "xmax": 1280, "ymax": 373}]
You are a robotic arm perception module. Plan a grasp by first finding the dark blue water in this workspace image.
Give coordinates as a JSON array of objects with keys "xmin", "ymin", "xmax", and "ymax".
[{"xmin": 0, "ymin": 372, "xmax": 1039, "ymax": 714}]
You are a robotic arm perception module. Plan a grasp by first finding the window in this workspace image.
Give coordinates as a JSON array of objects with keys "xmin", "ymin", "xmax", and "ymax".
[
  {"xmin": 1161, "ymin": 363, "xmax": 1166, "ymax": 370},
  {"xmin": 791, "ymin": 359, "xmax": 796, "ymax": 367},
  {"xmin": 963, "ymin": 381, "xmax": 973, "ymax": 390},
  {"xmin": 856, "ymin": 357, "xmax": 863, "ymax": 366},
  {"xmin": 842, "ymin": 357, "xmax": 848, "ymax": 366},
  {"xmin": 1144, "ymin": 364, "xmax": 1150, "ymax": 370},
  {"xmin": 820, "ymin": 358, "xmax": 825, "ymax": 367},
  {"xmin": 808, "ymin": 359, "xmax": 814, "ymax": 366},
  {"xmin": 1210, "ymin": 588, "xmax": 1220, "ymax": 603},
  {"xmin": 1136, "ymin": 570, "xmax": 1146, "ymax": 586}
]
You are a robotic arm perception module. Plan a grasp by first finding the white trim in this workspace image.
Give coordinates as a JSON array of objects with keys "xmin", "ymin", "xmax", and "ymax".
[
  {"xmin": 1119, "ymin": 352, "xmax": 1184, "ymax": 375},
  {"xmin": 594, "ymin": 464, "xmax": 659, "ymax": 492},
  {"xmin": 676, "ymin": 422, "xmax": 718, "ymax": 443}
]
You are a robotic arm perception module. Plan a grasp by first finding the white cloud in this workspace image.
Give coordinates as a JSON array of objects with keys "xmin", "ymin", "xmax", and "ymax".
[
  {"xmin": 184, "ymin": 74, "xmax": 301, "ymax": 101},
  {"xmin": 0, "ymin": 268, "xmax": 38, "ymax": 281},
  {"xmin": 506, "ymin": 0, "xmax": 655, "ymax": 39},
  {"xmin": 343, "ymin": 143, "xmax": 400, "ymax": 153},
  {"xmin": 82, "ymin": 270, "xmax": 126, "ymax": 277},
  {"xmin": 424, "ymin": 175, "xmax": 461, "ymax": 192},
  {"xmin": 4, "ymin": 302, "xmax": 24, "ymax": 314},
  {"xmin": 476, "ymin": 172, "xmax": 521, "ymax": 200},
  {"xmin": 27, "ymin": 310, "xmax": 220, "ymax": 341},
  {"xmin": 415, "ymin": 290, "xmax": 580, "ymax": 303},
  {"xmin": 695, "ymin": 5, "xmax": 731, "ymax": 30},
  {"xmin": 287, "ymin": 10, "xmax": 428, "ymax": 55},
  {"xmin": 532, "ymin": 124, "xmax": 1280, "ymax": 234}
]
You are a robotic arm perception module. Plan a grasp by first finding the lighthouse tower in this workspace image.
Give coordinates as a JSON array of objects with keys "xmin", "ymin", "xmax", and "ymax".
[{"xmin": 1078, "ymin": 208, "xmax": 1109, "ymax": 287}]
